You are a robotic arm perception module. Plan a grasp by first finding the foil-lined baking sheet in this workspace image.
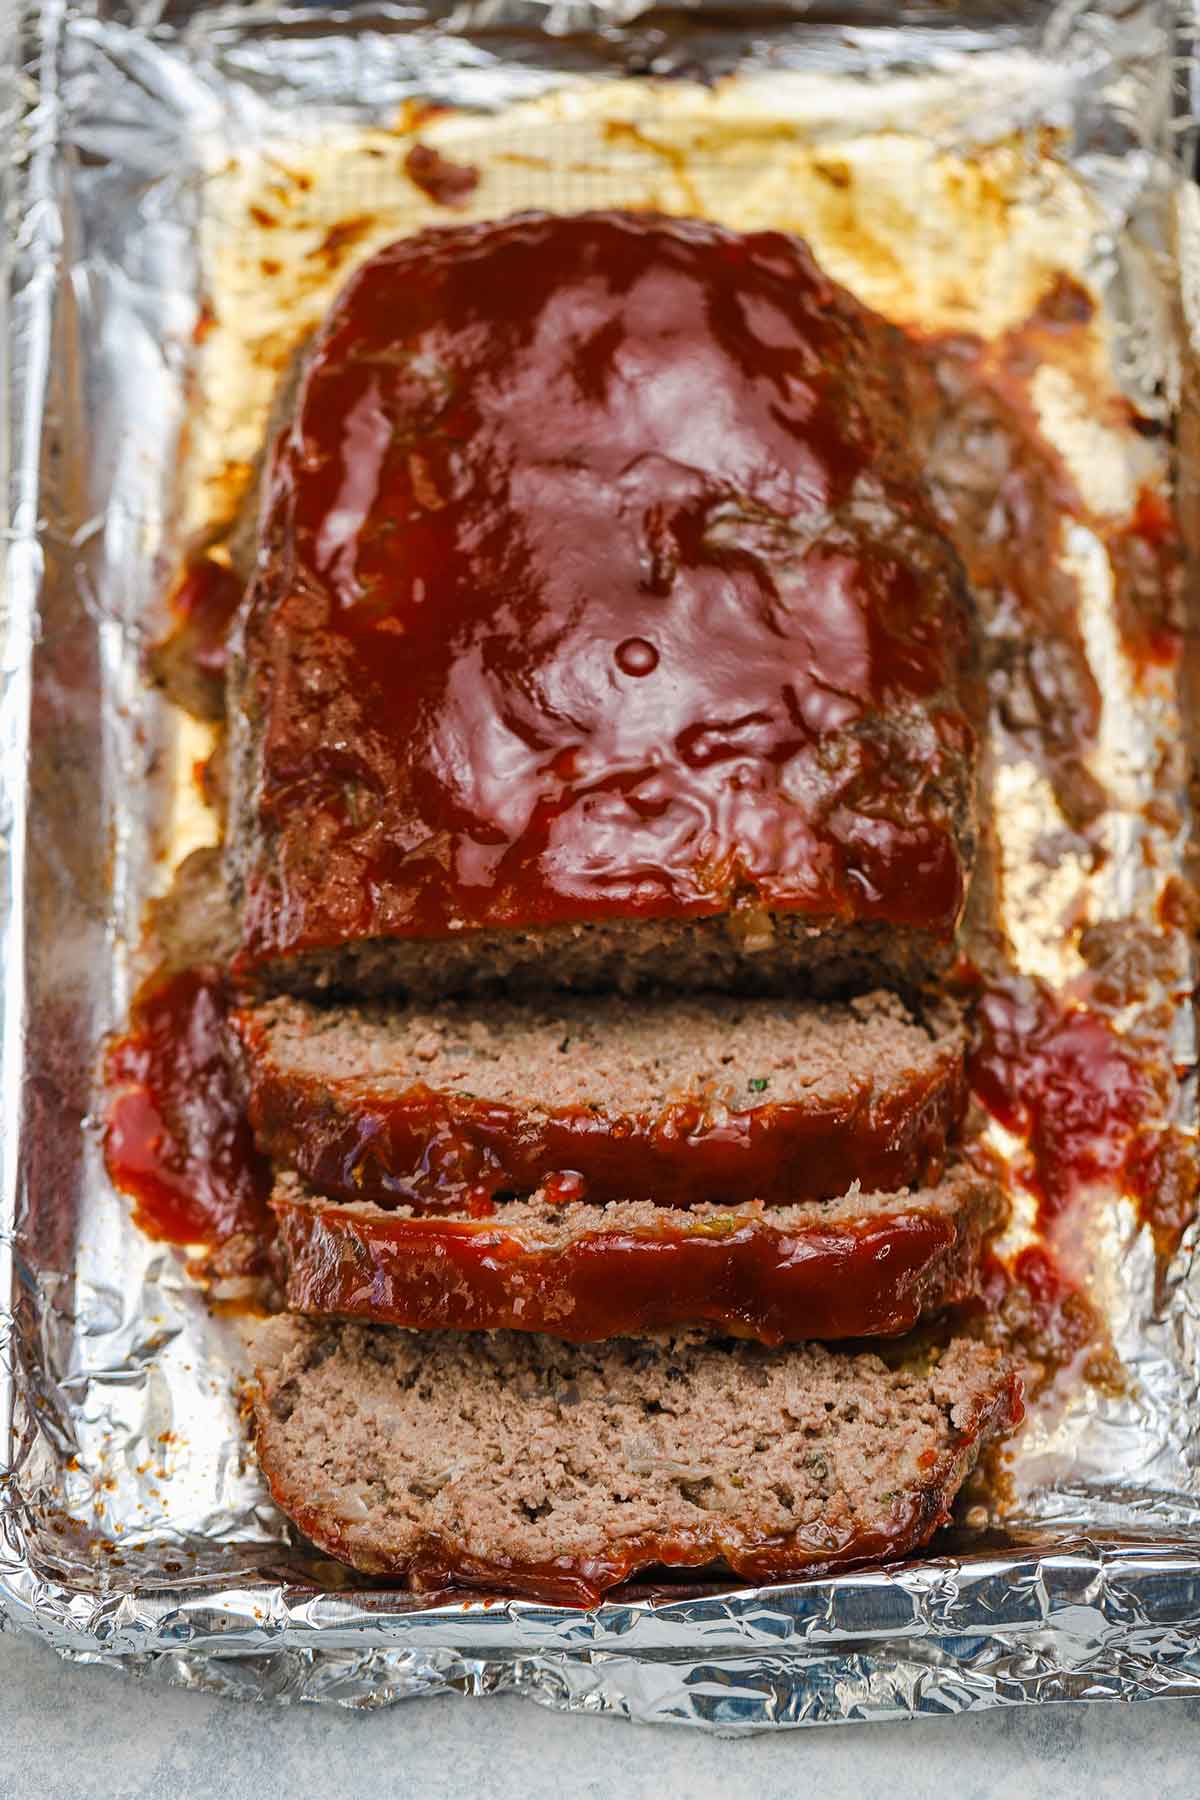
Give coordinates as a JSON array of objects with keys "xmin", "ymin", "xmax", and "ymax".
[{"xmin": 2, "ymin": 0, "xmax": 1200, "ymax": 1728}]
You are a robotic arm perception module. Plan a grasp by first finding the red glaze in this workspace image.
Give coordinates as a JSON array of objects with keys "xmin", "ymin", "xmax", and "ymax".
[
  {"xmin": 172, "ymin": 557, "xmax": 243, "ymax": 681},
  {"xmin": 969, "ymin": 979, "xmax": 1156, "ymax": 1227},
  {"xmin": 272, "ymin": 1189, "xmax": 996, "ymax": 1345},
  {"xmin": 404, "ymin": 143, "xmax": 480, "ymax": 209},
  {"xmin": 232, "ymin": 1009, "xmax": 966, "ymax": 1212},
  {"xmin": 257, "ymin": 1366, "xmax": 1023, "ymax": 1606},
  {"xmin": 152, "ymin": 553, "xmax": 245, "ymax": 717},
  {"xmin": 234, "ymin": 211, "xmax": 973, "ymax": 969},
  {"xmin": 171, "ymin": 554, "xmax": 243, "ymax": 688},
  {"xmin": 104, "ymin": 968, "xmax": 271, "ymax": 1253}
]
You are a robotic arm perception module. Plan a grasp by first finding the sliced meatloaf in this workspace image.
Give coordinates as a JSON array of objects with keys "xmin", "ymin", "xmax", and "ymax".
[
  {"xmin": 271, "ymin": 1166, "xmax": 1002, "ymax": 1344},
  {"xmin": 225, "ymin": 209, "xmax": 978, "ymax": 999},
  {"xmin": 230, "ymin": 989, "xmax": 966, "ymax": 1211},
  {"xmin": 251, "ymin": 1320, "xmax": 1022, "ymax": 1605}
]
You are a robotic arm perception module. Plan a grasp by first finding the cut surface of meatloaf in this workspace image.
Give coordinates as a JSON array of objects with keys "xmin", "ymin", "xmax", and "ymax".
[
  {"xmin": 270, "ymin": 1166, "xmax": 1002, "ymax": 1344},
  {"xmin": 225, "ymin": 209, "xmax": 978, "ymax": 998},
  {"xmin": 251, "ymin": 1320, "xmax": 1022, "ymax": 1605},
  {"xmin": 231, "ymin": 989, "xmax": 966, "ymax": 1211}
]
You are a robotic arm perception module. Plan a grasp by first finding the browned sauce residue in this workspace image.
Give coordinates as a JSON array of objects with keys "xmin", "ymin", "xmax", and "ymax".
[
  {"xmin": 308, "ymin": 214, "xmax": 377, "ymax": 270},
  {"xmin": 403, "ymin": 144, "xmax": 480, "ymax": 210},
  {"xmin": 976, "ymin": 1244, "xmax": 1107, "ymax": 1397},
  {"xmin": 394, "ymin": 100, "xmax": 447, "ymax": 136},
  {"xmin": 148, "ymin": 552, "xmax": 244, "ymax": 720},
  {"xmin": 919, "ymin": 326, "xmax": 1106, "ymax": 831},
  {"xmin": 920, "ymin": 282, "xmax": 1185, "ymax": 830},
  {"xmin": 1105, "ymin": 483, "xmax": 1186, "ymax": 670},
  {"xmin": 602, "ymin": 120, "xmax": 702, "ymax": 212}
]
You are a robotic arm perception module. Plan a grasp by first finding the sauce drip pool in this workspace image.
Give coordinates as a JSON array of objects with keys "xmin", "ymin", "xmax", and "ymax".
[
  {"xmin": 104, "ymin": 967, "xmax": 271, "ymax": 1258},
  {"xmin": 969, "ymin": 978, "xmax": 1157, "ymax": 1228}
]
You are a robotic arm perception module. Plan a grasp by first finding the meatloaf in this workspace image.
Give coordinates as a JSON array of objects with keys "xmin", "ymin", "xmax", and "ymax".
[
  {"xmin": 231, "ymin": 989, "xmax": 966, "ymax": 1211},
  {"xmin": 251, "ymin": 1320, "xmax": 1021, "ymax": 1605},
  {"xmin": 225, "ymin": 209, "xmax": 978, "ymax": 999},
  {"xmin": 270, "ymin": 1166, "xmax": 1002, "ymax": 1344}
]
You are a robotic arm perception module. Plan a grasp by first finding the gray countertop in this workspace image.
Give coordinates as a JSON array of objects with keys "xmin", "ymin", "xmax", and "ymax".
[{"xmin": 4, "ymin": 1628, "xmax": 1200, "ymax": 1800}]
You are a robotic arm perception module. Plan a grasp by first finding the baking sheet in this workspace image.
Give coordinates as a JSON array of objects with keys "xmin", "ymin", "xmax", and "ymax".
[{"xmin": 2, "ymin": 0, "xmax": 1200, "ymax": 1728}]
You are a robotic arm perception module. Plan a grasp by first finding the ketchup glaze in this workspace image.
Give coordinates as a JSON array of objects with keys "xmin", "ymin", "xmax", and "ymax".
[{"xmin": 235, "ymin": 211, "xmax": 974, "ymax": 967}]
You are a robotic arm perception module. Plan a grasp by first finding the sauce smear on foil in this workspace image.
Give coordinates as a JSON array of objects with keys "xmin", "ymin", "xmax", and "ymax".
[
  {"xmin": 104, "ymin": 966, "xmax": 271, "ymax": 1258},
  {"xmin": 966, "ymin": 972, "xmax": 1182, "ymax": 1388},
  {"xmin": 969, "ymin": 978, "xmax": 1158, "ymax": 1229}
]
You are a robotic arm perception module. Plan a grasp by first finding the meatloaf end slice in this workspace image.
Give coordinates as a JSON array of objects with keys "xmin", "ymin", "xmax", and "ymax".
[
  {"xmin": 270, "ymin": 1165, "xmax": 1003, "ymax": 1344},
  {"xmin": 250, "ymin": 1321, "xmax": 1022, "ymax": 1606},
  {"xmin": 230, "ymin": 989, "xmax": 967, "ymax": 1210},
  {"xmin": 225, "ymin": 210, "xmax": 978, "ymax": 999}
]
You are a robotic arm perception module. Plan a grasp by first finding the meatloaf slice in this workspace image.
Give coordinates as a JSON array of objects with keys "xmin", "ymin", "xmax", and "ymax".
[
  {"xmin": 270, "ymin": 1166, "xmax": 1002, "ymax": 1344},
  {"xmin": 251, "ymin": 1321, "xmax": 1021, "ymax": 1605},
  {"xmin": 231, "ymin": 989, "xmax": 966, "ymax": 1211},
  {"xmin": 225, "ymin": 210, "xmax": 978, "ymax": 999}
]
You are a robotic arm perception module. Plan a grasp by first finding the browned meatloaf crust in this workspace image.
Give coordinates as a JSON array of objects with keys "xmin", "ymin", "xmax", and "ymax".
[
  {"xmin": 230, "ymin": 989, "xmax": 966, "ymax": 1211},
  {"xmin": 251, "ymin": 1320, "xmax": 1021, "ymax": 1605},
  {"xmin": 225, "ymin": 210, "xmax": 978, "ymax": 999},
  {"xmin": 270, "ymin": 1166, "xmax": 1002, "ymax": 1344}
]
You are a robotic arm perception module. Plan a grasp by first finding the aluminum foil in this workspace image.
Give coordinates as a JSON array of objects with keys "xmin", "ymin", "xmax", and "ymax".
[{"xmin": 2, "ymin": 0, "xmax": 1200, "ymax": 1729}]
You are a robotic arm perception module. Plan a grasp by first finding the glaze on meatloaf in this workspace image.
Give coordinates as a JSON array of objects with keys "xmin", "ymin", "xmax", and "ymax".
[
  {"xmin": 225, "ymin": 210, "xmax": 978, "ymax": 998},
  {"xmin": 251, "ymin": 1320, "xmax": 1021, "ymax": 1605},
  {"xmin": 270, "ymin": 1166, "xmax": 1002, "ymax": 1344},
  {"xmin": 230, "ymin": 989, "xmax": 966, "ymax": 1212}
]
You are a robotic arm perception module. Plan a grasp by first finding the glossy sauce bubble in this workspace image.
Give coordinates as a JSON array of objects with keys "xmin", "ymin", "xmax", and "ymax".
[{"xmin": 615, "ymin": 636, "xmax": 659, "ymax": 676}]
